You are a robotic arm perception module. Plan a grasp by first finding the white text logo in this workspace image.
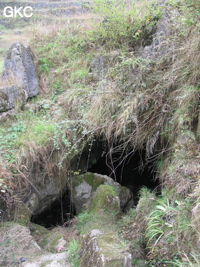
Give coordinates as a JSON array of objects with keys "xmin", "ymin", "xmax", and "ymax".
[{"xmin": 3, "ymin": 6, "xmax": 33, "ymax": 18}]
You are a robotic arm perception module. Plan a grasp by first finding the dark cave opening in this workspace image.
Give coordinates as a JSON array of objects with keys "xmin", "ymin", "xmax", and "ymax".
[
  {"xmin": 31, "ymin": 190, "xmax": 76, "ymax": 229},
  {"xmin": 31, "ymin": 144, "xmax": 160, "ymax": 228},
  {"xmin": 88, "ymin": 148, "xmax": 160, "ymax": 204}
]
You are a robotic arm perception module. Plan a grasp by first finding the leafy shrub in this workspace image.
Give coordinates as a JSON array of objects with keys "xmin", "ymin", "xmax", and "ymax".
[{"xmin": 89, "ymin": 0, "xmax": 162, "ymax": 48}]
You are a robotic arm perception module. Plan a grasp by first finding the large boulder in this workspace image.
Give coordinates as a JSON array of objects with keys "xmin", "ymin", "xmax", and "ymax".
[
  {"xmin": 2, "ymin": 42, "xmax": 40, "ymax": 98},
  {"xmin": 72, "ymin": 172, "xmax": 133, "ymax": 214},
  {"xmin": 80, "ymin": 229, "xmax": 132, "ymax": 267}
]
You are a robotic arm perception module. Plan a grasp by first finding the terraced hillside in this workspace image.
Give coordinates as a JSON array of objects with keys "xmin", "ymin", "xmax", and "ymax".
[{"xmin": 0, "ymin": 0, "xmax": 91, "ymax": 74}]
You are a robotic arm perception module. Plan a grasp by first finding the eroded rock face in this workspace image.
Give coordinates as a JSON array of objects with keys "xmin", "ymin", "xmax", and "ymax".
[
  {"xmin": 0, "ymin": 85, "xmax": 27, "ymax": 112},
  {"xmin": 2, "ymin": 42, "xmax": 40, "ymax": 98},
  {"xmin": 80, "ymin": 229, "xmax": 132, "ymax": 267},
  {"xmin": 138, "ymin": 3, "xmax": 180, "ymax": 60},
  {"xmin": 72, "ymin": 172, "xmax": 133, "ymax": 214}
]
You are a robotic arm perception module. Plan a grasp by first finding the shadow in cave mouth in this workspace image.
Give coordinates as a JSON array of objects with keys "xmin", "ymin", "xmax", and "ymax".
[
  {"xmin": 31, "ymin": 146, "xmax": 160, "ymax": 228},
  {"xmin": 31, "ymin": 191, "xmax": 76, "ymax": 229},
  {"xmin": 88, "ymin": 148, "xmax": 160, "ymax": 203}
]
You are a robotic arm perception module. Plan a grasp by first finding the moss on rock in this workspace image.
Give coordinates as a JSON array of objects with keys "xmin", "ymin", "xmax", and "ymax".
[
  {"xmin": 72, "ymin": 172, "xmax": 107, "ymax": 191},
  {"xmin": 72, "ymin": 172, "xmax": 133, "ymax": 214},
  {"xmin": 88, "ymin": 185, "xmax": 120, "ymax": 214},
  {"xmin": 80, "ymin": 229, "xmax": 132, "ymax": 267}
]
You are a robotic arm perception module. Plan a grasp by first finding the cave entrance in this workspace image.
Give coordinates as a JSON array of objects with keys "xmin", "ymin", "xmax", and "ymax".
[
  {"xmin": 31, "ymin": 190, "xmax": 75, "ymax": 229},
  {"xmin": 31, "ymin": 143, "xmax": 160, "ymax": 228},
  {"xmin": 88, "ymin": 148, "xmax": 160, "ymax": 204}
]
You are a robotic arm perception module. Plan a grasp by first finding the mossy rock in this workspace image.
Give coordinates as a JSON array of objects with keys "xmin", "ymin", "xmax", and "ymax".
[
  {"xmin": 80, "ymin": 229, "xmax": 132, "ymax": 267},
  {"xmin": 88, "ymin": 185, "xmax": 120, "ymax": 214},
  {"xmin": 30, "ymin": 224, "xmax": 67, "ymax": 252},
  {"xmin": 72, "ymin": 172, "xmax": 108, "ymax": 191},
  {"xmin": 72, "ymin": 172, "xmax": 133, "ymax": 214},
  {"xmin": 72, "ymin": 172, "xmax": 117, "ymax": 214},
  {"xmin": 42, "ymin": 227, "xmax": 66, "ymax": 253}
]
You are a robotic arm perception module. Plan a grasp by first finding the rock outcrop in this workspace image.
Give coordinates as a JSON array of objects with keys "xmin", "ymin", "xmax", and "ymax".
[
  {"xmin": 0, "ymin": 42, "xmax": 40, "ymax": 115},
  {"xmin": 89, "ymin": 51, "xmax": 119, "ymax": 82},
  {"xmin": 0, "ymin": 222, "xmax": 41, "ymax": 266},
  {"xmin": 138, "ymin": 2, "xmax": 180, "ymax": 60},
  {"xmin": 2, "ymin": 42, "xmax": 40, "ymax": 98}
]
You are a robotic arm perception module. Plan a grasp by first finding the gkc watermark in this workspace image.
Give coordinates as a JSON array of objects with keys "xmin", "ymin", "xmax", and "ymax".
[{"xmin": 3, "ymin": 6, "xmax": 33, "ymax": 18}]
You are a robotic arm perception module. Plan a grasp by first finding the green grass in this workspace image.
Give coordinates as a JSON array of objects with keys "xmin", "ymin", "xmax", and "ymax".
[
  {"xmin": 70, "ymin": 68, "xmax": 88, "ymax": 83},
  {"xmin": 67, "ymin": 239, "xmax": 81, "ymax": 267},
  {"xmin": 76, "ymin": 211, "xmax": 94, "ymax": 234},
  {"xmin": 0, "ymin": 121, "xmax": 26, "ymax": 163},
  {"xmin": 144, "ymin": 190, "xmax": 198, "ymax": 264},
  {"xmin": 76, "ymin": 209, "xmax": 118, "ymax": 235},
  {"xmin": 0, "ymin": 112, "xmax": 57, "ymax": 163},
  {"xmin": 15, "ymin": 117, "xmax": 56, "ymax": 147}
]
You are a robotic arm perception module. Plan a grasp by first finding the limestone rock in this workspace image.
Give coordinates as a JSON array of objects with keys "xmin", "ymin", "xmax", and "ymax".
[
  {"xmin": 23, "ymin": 252, "xmax": 69, "ymax": 267},
  {"xmin": 2, "ymin": 42, "xmax": 40, "ymax": 98},
  {"xmin": 80, "ymin": 229, "xmax": 132, "ymax": 267},
  {"xmin": 138, "ymin": 4, "xmax": 180, "ymax": 60},
  {"xmin": 0, "ymin": 222, "xmax": 42, "ymax": 266},
  {"xmin": 72, "ymin": 172, "xmax": 133, "ymax": 214},
  {"xmin": 0, "ymin": 85, "xmax": 27, "ymax": 112},
  {"xmin": 73, "ymin": 181, "xmax": 93, "ymax": 214}
]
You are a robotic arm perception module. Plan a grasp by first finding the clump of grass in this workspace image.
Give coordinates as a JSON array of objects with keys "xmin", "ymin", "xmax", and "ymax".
[
  {"xmin": 76, "ymin": 211, "xmax": 94, "ymax": 234},
  {"xmin": 145, "ymin": 190, "xmax": 198, "ymax": 265},
  {"xmin": 67, "ymin": 239, "xmax": 81, "ymax": 267},
  {"xmin": 15, "ymin": 118, "xmax": 56, "ymax": 147},
  {"xmin": 117, "ymin": 188, "xmax": 156, "ymax": 262}
]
